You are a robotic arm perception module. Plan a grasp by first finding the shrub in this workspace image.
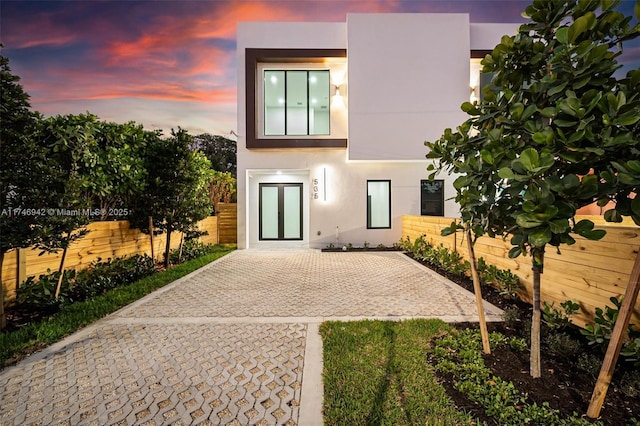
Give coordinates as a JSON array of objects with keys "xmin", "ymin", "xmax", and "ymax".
[
  {"xmin": 620, "ymin": 370, "xmax": 640, "ymax": 398},
  {"xmin": 581, "ymin": 297, "xmax": 622, "ymax": 351},
  {"xmin": 400, "ymin": 236, "xmax": 470, "ymax": 277},
  {"xmin": 16, "ymin": 270, "xmax": 75, "ymax": 311},
  {"xmin": 168, "ymin": 240, "xmax": 223, "ymax": 264},
  {"xmin": 477, "ymin": 260, "xmax": 523, "ymax": 300},
  {"xmin": 580, "ymin": 297, "xmax": 640, "ymax": 364},
  {"xmin": 16, "ymin": 254, "xmax": 155, "ymax": 310},
  {"xmin": 577, "ymin": 353, "xmax": 602, "ymax": 379},
  {"xmin": 508, "ymin": 337, "xmax": 528, "ymax": 352},
  {"xmin": 621, "ymin": 338, "xmax": 640, "ymax": 367},
  {"xmin": 501, "ymin": 308, "xmax": 522, "ymax": 330},
  {"xmin": 542, "ymin": 300, "xmax": 580, "ymax": 331},
  {"xmin": 545, "ymin": 332, "xmax": 583, "ymax": 359}
]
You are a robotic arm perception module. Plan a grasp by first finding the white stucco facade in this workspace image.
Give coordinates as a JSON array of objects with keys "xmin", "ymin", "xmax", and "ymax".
[{"xmin": 236, "ymin": 14, "xmax": 518, "ymax": 249}]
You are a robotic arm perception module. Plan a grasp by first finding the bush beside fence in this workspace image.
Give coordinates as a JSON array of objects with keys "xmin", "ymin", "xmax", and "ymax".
[
  {"xmin": 402, "ymin": 215, "xmax": 640, "ymax": 328},
  {"xmin": 2, "ymin": 216, "xmax": 219, "ymax": 305}
]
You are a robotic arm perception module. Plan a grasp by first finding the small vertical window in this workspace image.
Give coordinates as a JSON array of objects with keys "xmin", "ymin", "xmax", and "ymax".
[
  {"xmin": 421, "ymin": 180, "xmax": 444, "ymax": 216},
  {"xmin": 263, "ymin": 70, "xmax": 330, "ymax": 136},
  {"xmin": 367, "ymin": 180, "xmax": 391, "ymax": 229}
]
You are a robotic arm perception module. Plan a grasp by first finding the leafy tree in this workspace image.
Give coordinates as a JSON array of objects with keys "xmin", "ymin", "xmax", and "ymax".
[
  {"xmin": 426, "ymin": 0, "xmax": 640, "ymax": 378},
  {"xmin": 85, "ymin": 121, "xmax": 150, "ymax": 219},
  {"xmin": 208, "ymin": 170, "xmax": 236, "ymax": 215},
  {"xmin": 33, "ymin": 114, "xmax": 108, "ymax": 297},
  {"xmin": 0, "ymin": 52, "xmax": 43, "ymax": 328},
  {"xmin": 192, "ymin": 133, "xmax": 237, "ymax": 177},
  {"xmin": 33, "ymin": 114, "xmax": 101, "ymax": 247},
  {"xmin": 130, "ymin": 129, "xmax": 213, "ymax": 268}
]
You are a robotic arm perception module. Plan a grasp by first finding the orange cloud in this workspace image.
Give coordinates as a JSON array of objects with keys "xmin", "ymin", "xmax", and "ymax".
[
  {"xmin": 102, "ymin": 1, "xmax": 302, "ymax": 67},
  {"xmin": 4, "ymin": 9, "xmax": 78, "ymax": 49},
  {"xmin": 85, "ymin": 86, "xmax": 237, "ymax": 103},
  {"xmin": 24, "ymin": 64, "xmax": 237, "ymax": 105}
]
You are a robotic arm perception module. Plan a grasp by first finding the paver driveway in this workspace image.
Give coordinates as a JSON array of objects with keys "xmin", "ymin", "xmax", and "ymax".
[{"xmin": 0, "ymin": 250, "xmax": 503, "ymax": 426}]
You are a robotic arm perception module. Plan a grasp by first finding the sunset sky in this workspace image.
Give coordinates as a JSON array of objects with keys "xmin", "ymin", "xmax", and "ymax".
[{"xmin": 2, "ymin": 0, "xmax": 639, "ymax": 137}]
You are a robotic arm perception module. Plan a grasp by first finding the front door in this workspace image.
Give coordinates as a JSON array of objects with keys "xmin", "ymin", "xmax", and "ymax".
[{"xmin": 259, "ymin": 183, "xmax": 303, "ymax": 240}]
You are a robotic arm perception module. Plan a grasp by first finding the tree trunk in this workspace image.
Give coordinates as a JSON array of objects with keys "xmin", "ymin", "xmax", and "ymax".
[
  {"xmin": 54, "ymin": 233, "xmax": 70, "ymax": 300},
  {"xmin": 530, "ymin": 247, "xmax": 544, "ymax": 378},
  {"xmin": 148, "ymin": 216, "xmax": 155, "ymax": 262},
  {"xmin": 164, "ymin": 226, "xmax": 172, "ymax": 270},
  {"xmin": 466, "ymin": 230, "xmax": 490, "ymax": 354},
  {"xmin": 177, "ymin": 233, "xmax": 184, "ymax": 264},
  {"xmin": 0, "ymin": 251, "xmax": 6, "ymax": 329}
]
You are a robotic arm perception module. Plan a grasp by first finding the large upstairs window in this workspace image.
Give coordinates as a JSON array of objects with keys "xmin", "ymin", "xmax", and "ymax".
[
  {"xmin": 264, "ymin": 70, "xmax": 330, "ymax": 136},
  {"xmin": 245, "ymin": 48, "xmax": 347, "ymax": 149}
]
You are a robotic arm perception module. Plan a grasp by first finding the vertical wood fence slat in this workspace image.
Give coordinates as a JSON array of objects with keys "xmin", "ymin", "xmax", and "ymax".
[{"xmin": 217, "ymin": 203, "xmax": 238, "ymax": 244}]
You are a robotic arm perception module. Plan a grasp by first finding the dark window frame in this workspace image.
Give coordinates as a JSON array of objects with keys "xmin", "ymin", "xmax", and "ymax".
[
  {"xmin": 366, "ymin": 179, "xmax": 392, "ymax": 229},
  {"xmin": 258, "ymin": 182, "xmax": 303, "ymax": 241},
  {"xmin": 420, "ymin": 179, "xmax": 445, "ymax": 216},
  {"xmin": 263, "ymin": 69, "xmax": 331, "ymax": 137},
  {"xmin": 471, "ymin": 50, "xmax": 492, "ymax": 59},
  {"xmin": 246, "ymin": 48, "xmax": 347, "ymax": 149}
]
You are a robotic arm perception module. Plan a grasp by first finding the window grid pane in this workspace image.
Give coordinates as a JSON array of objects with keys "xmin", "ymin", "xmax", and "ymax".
[
  {"xmin": 264, "ymin": 71, "xmax": 285, "ymax": 135},
  {"xmin": 283, "ymin": 186, "xmax": 302, "ymax": 238},
  {"xmin": 309, "ymin": 70, "xmax": 330, "ymax": 135},
  {"xmin": 286, "ymin": 71, "xmax": 308, "ymax": 135},
  {"xmin": 260, "ymin": 186, "xmax": 279, "ymax": 238}
]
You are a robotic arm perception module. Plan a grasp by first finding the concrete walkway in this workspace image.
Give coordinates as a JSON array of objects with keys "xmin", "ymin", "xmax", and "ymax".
[{"xmin": 0, "ymin": 250, "xmax": 502, "ymax": 426}]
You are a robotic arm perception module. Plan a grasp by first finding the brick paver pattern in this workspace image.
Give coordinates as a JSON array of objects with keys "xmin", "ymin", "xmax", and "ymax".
[
  {"xmin": 0, "ymin": 250, "xmax": 502, "ymax": 425},
  {"xmin": 120, "ymin": 251, "xmax": 499, "ymax": 318}
]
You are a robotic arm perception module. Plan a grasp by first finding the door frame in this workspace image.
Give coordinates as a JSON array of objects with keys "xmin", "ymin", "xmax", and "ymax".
[{"xmin": 258, "ymin": 182, "xmax": 303, "ymax": 240}]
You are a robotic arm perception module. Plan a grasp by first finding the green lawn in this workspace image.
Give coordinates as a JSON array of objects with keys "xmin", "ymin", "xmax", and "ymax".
[{"xmin": 320, "ymin": 319, "xmax": 478, "ymax": 426}]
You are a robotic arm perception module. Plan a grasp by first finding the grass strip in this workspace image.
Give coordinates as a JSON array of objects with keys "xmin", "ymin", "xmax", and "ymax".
[
  {"xmin": 320, "ymin": 319, "xmax": 478, "ymax": 426},
  {"xmin": 0, "ymin": 247, "xmax": 234, "ymax": 367}
]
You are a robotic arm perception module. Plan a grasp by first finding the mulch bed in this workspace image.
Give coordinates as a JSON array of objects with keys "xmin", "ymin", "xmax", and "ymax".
[{"xmin": 408, "ymin": 253, "xmax": 640, "ymax": 425}]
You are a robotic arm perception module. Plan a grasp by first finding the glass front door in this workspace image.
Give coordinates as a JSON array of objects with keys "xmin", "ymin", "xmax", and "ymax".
[{"xmin": 259, "ymin": 183, "xmax": 303, "ymax": 240}]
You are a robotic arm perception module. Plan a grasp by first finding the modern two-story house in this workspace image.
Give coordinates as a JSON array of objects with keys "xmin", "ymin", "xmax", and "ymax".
[{"xmin": 236, "ymin": 14, "xmax": 518, "ymax": 249}]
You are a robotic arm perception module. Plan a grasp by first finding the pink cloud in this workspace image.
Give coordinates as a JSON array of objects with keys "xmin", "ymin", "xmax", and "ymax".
[
  {"xmin": 4, "ymin": 10, "xmax": 78, "ymax": 49},
  {"xmin": 22, "ymin": 63, "xmax": 236, "ymax": 105},
  {"xmin": 86, "ymin": 86, "xmax": 237, "ymax": 103}
]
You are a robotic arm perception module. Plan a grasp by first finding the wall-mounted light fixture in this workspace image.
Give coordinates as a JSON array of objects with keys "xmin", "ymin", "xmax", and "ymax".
[
  {"xmin": 331, "ymin": 69, "xmax": 346, "ymax": 109},
  {"xmin": 323, "ymin": 167, "xmax": 327, "ymax": 202},
  {"xmin": 332, "ymin": 84, "xmax": 344, "ymax": 108}
]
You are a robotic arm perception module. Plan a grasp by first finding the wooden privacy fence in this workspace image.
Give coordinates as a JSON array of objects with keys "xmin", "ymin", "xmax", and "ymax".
[
  {"xmin": 1, "ymin": 215, "xmax": 222, "ymax": 305},
  {"xmin": 217, "ymin": 203, "xmax": 237, "ymax": 244},
  {"xmin": 403, "ymin": 215, "xmax": 640, "ymax": 328}
]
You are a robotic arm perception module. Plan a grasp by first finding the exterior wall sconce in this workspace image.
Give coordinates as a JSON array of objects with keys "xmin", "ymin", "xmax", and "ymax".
[{"xmin": 332, "ymin": 84, "xmax": 344, "ymax": 108}]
